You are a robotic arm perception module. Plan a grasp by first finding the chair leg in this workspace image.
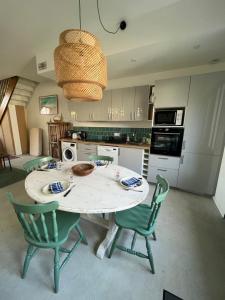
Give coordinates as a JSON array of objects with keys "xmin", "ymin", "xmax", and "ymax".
[
  {"xmin": 8, "ymin": 157, "xmax": 12, "ymax": 170},
  {"xmin": 108, "ymin": 227, "xmax": 122, "ymax": 258},
  {"xmin": 145, "ymin": 237, "xmax": 155, "ymax": 274},
  {"xmin": 54, "ymin": 248, "xmax": 60, "ymax": 293},
  {"xmin": 22, "ymin": 244, "xmax": 34, "ymax": 279},
  {"xmin": 152, "ymin": 231, "xmax": 157, "ymax": 241},
  {"xmin": 76, "ymin": 224, "xmax": 88, "ymax": 245},
  {"xmin": 131, "ymin": 232, "xmax": 137, "ymax": 250}
]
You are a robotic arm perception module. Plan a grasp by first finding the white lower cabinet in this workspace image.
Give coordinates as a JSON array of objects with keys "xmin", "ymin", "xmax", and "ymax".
[
  {"xmin": 149, "ymin": 154, "xmax": 180, "ymax": 169},
  {"xmin": 118, "ymin": 147, "xmax": 144, "ymax": 174},
  {"xmin": 148, "ymin": 166, "xmax": 179, "ymax": 187},
  {"xmin": 177, "ymin": 152, "xmax": 221, "ymax": 195},
  {"xmin": 147, "ymin": 154, "xmax": 180, "ymax": 187},
  {"xmin": 77, "ymin": 144, "xmax": 97, "ymax": 161}
]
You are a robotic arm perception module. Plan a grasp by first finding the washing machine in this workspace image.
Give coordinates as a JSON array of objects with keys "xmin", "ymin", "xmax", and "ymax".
[{"xmin": 61, "ymin": 142, "xmax": 77, "ymax": 162}]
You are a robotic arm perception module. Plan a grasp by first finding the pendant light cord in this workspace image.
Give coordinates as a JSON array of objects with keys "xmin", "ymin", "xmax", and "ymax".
[
  {"xmin": 79, "ymin": 0, "xmax": 82, "ymax": 30},
  {"xmin": 96, "ymin": 0, "xmax": 120, "ymax": 34}
]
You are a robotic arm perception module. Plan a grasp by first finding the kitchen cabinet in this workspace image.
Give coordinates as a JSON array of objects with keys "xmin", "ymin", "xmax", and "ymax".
[
  {"xmin": 121, "ymin": 87, "xmax": 135, "ymax": 121},
  {"xmin": 68, "ymin": 86, "xmax": 149, "ymax": 122},
  {"xmin": 68, "ymin": 101, "xmax": 89, "ymax": 122},
  {"xmin": 112, "ymin": 86, "xmax": 149, "ymax": 121},
  {"xmin": 177, "ymin": 153, "xmax": 221, "ymax": 195},
  {"xmin": 148, "ymin": 166, "xmax": 179, "ymax": 187},
  {"xmin": 134, "ymin": 86, "xmax": 149, "ymax": 121},
  {"xmin": 149, "ymin": 154, "xmax": 180, "ymax": 170},
  {"xmin": 147, "ymin": 154, "xmax": 180, "ymax": 187},
  {"xmin": 154, "ymin": 77, "xmax": 190, "ymax": 108},
  {"xmin": 77, "ymin": 143, "xmax": 97, "ymax": 161},
  {"xmin": 97, "ymin": 90, "xmax": 112, "ymax": 121},
  {"xmin": 118, "ymin": 147, "xmax": 144, "ymax": 174},
  {"xmin": 178, "ymin": 72, "xmax": 225, "ymax": 195},
  {"xmin": 182, "ymin": 72, "xmax": 225, "ymax": 155},
  {"xmin": 111, "ymin": 89, "xmax": 123, "ymax": 121}
]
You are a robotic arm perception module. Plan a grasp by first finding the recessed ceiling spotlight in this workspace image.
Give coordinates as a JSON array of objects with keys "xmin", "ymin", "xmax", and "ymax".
[
  {"xmin": 130, "ymin": 59, "xmax": 137, "ymax": 63},
  {"xmin": 209, "ymin": 58, "xmax": 221, "ymax": 64},
  {"xmin": 193, "ymin": 44, "xmax": 200, "ymax": 50}
]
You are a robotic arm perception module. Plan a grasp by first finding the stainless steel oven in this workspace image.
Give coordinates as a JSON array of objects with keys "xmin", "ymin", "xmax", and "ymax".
[{"xmin": 150, "ymin": 127, "xmax": 184, "ymax": 157}]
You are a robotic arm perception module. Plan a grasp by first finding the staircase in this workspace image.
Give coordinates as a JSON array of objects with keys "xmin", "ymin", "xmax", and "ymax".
[
  {"xmin": 0, "ymin": 76, "xmax": 37, "ymax": 123},
  {"xmin": 0, "ymin": 76, "xmax": 18, "ymax": 123},
  {"xmin": 0, "ymin": 76, "xmax": 38, "ymax": 156},
  {"xmin": 10, "ymin": 77, "xmax": 38, "ymax": 107}
]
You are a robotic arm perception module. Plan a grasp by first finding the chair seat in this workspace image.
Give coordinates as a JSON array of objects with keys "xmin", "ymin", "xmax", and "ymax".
[
  {"xmin": 115, "ymin": 204, "xmax": 154, "ymax": 236},
  {"xmin": 25, "ymin": 210, "xmax": 80, "ymax": 247}
]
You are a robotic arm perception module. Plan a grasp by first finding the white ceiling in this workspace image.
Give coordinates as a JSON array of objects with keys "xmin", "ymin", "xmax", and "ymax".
[{"xmin": 0, "ymin": 0, "xmax": 225, "ymax": 82}]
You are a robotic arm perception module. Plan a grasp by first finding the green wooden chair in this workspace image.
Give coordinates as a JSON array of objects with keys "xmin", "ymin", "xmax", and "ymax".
[
  {"xmin": 6, "ymin": 192, "xmax": 88, "ymax": 293},
  {"xmin": 108, "ymin": 175, "xmax": 169, "ymax": 274},
  {"xmin": 89, "ymin": 154, "xmax": 114, "ymax": 164},
  {"xmin": 23, "ymin": 156, "xmax": 54, "ymax": 173}
]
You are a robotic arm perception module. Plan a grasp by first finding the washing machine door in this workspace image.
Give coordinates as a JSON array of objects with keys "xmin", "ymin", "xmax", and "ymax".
[{"xmin": 63, "ymin": 147, "xmax": 75, "ymax": 161}]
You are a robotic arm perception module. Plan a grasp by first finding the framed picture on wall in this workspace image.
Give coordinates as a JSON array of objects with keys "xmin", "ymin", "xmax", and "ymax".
[{"xmin": 39, "ymin": 95, "xmax": 58, "ymax": 115}]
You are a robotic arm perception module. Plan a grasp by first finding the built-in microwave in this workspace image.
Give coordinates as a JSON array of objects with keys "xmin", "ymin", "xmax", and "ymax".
[{"xmin": 154, "ymin": 107, "xmax": 185, "ymax": 126}]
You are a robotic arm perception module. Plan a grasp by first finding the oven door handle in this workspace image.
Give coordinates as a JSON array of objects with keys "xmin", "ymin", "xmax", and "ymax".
[{"xmin": 154, "ymin": 132, "xmax": 181, "ymax": 135}]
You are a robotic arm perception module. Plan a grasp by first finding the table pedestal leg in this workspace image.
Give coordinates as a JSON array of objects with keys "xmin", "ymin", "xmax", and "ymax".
[{"xmin": 96, "ymin": 213, "xmax": 118, "ymax": 259}]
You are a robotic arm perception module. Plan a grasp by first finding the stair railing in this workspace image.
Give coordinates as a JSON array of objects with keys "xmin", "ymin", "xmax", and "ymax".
[{"xmin": 0, "ymin": 76, "xmax": 18, "ymax": 123}]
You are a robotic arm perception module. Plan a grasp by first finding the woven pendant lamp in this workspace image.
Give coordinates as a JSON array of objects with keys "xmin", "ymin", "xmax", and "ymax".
[{"xmin": 54, "ymin": 29, "xmax": 107, "ymax": 101}]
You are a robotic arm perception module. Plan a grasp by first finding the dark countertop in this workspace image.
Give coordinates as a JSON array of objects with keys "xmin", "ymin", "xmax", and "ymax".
[{"xmin": 60, "ymin": 138, "xmax": 150, "ymax": 150}]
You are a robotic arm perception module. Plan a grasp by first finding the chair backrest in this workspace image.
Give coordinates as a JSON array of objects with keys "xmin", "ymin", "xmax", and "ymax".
[
  {"xmin": 147, "ymin": 175, "xmax": 169, "ymax": 231},
  {"xmin": 23, "ymin": 156, "xmax": 53, "ymax": 173},
  {"xmin": 89, "ymin": 154, "xmax": 114, "ymax": 163},
  {"xmin": 6, "ymin": 192, "xmax": 59, "ymax": 244}
]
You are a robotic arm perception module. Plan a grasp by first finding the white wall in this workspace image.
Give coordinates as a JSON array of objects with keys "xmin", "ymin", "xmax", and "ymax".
[
  {"xmin": 27, "ymin": 81, "xmax": 71, "ymax": 155},
  {"xmin": 214, "ymin": 148, "xmax": 225, "ymax": 217}
]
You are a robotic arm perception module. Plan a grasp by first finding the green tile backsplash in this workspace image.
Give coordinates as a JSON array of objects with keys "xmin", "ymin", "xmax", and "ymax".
[{"xmin": 72, "ymin": 126, "xmax": 151, "ymax": 143}]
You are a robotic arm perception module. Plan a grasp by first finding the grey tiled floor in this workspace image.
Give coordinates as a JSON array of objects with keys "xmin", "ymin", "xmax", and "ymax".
[{"xmin": 0, "ymin": 179, "xmax": 225, "ymax": 300}]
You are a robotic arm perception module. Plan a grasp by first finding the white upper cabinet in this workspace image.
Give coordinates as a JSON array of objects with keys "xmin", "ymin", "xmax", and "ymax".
[
  {"xmin": 68, "ymin": 85, "xmax": 150, "ymax": 122},
  {"xmin": 134, "ymin": 86, "xmax": 149, "ymax": 121},
  {"xmin": 112, "ymin": 86, "xmax": 149, "ymax": 121},
  {"xmin": 183, "ymin": 72, "xmax": 225, "ymax": 155},
  {"xmin": 94, "ymin": 90, "xmax": 112, "ymax": 121},
  {"xmin": 111, "ymin": 89, "xmax": 123, "ymax": 121},
  {"xmin": 154, "ymin": 77, "xmax": 190, "ymax": 108},
  {"xmin": 121, "ymin": 87, "xmax": 135, "ymax": 121}
]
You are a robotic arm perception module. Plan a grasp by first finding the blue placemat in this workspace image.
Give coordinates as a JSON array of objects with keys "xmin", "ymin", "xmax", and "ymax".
[
  {"xmin": 121, "ymin": 177, "xmax": 142, "ymax": 187},
  {"xmin": 47, "ymin": 161, "xmax": 57, "ymax": 169},
  {"xmin": 48, "ymin": 182, "xmax": 64, "ymax": 194}
]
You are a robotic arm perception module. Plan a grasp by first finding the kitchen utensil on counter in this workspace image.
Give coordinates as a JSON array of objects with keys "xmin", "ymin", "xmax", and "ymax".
[
  {"xmin": 65, "ymin": 130, "xmax": 73, "ymax": 138},
  {"xmin": 72, "ymin": 132, "xmax": 78, "ymax": 139},
  {"xmin": 80, "ymin": 131, "xmax": 88, "ymax": 140}
]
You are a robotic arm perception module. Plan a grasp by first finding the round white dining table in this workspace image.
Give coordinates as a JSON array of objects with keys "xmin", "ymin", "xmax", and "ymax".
[{"xmin": 25, "ymin": 161, "xmax": 150, "ymax": 259}]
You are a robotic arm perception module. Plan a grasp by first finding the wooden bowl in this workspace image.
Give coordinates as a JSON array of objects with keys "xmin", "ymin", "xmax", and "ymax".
[{"xmin": 72, "ymin": 163, "xmax": 95, "ymax": 176}]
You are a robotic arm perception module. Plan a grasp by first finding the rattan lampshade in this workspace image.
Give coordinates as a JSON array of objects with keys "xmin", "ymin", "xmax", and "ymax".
[{"xmin": 54, "ymin": 29, "xmax": 107, "ymax": 101}]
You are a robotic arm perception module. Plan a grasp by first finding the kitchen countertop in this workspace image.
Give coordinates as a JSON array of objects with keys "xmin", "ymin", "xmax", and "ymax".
[{"xmin": 60, "ymin": 138, "xmax": 150, "ymax": 150}]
